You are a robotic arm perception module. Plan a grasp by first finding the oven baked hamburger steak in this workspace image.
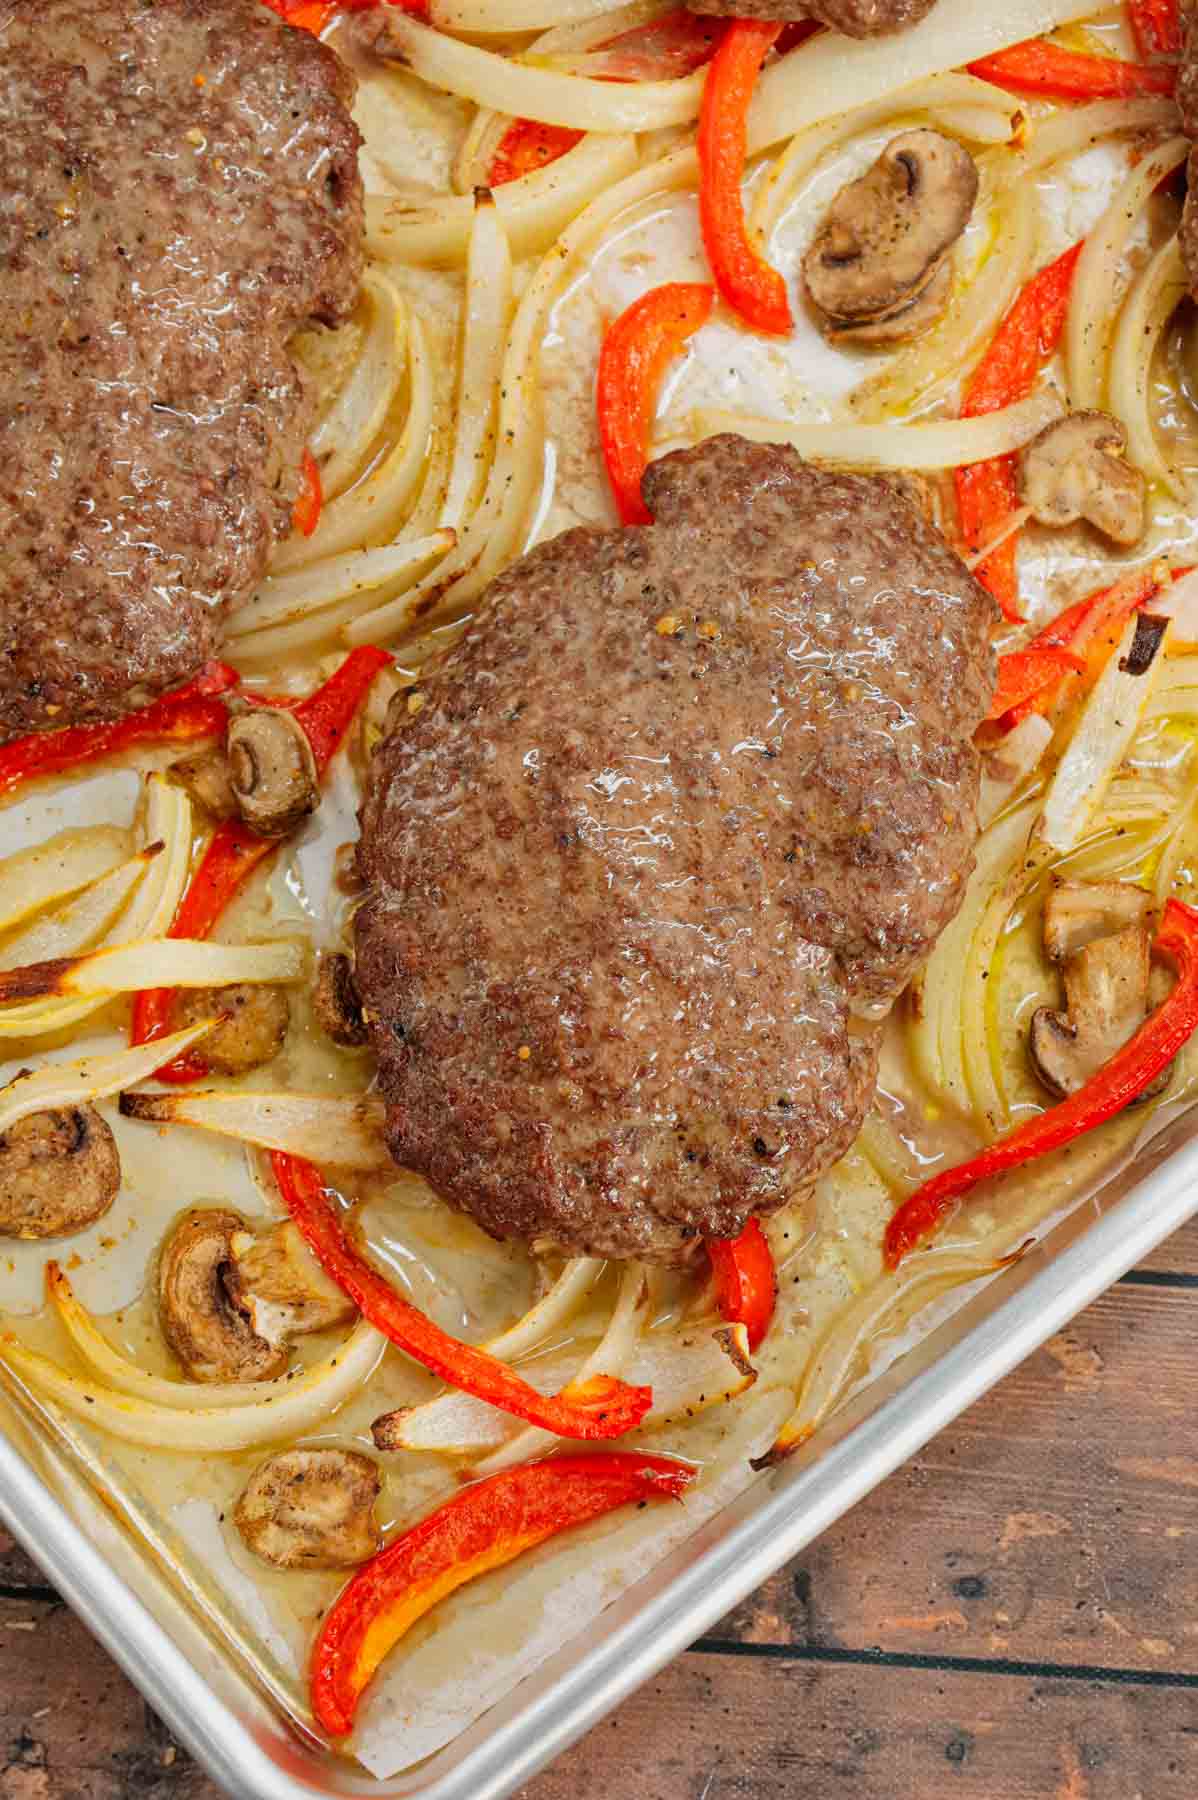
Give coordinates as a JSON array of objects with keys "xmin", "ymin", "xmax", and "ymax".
[
  {"xmin": 355, "ymin": 434, "xmax": 997, "ymax": 1264},
  {"xmin": 0, "ymin": 0, "xmax": 364, "ymax": 739}
]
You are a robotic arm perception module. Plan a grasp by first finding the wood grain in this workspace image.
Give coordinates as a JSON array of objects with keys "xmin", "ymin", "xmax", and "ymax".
[{"xmin": 0, "ymin": 1232, "xmax": 1193, "ymax": 1798}]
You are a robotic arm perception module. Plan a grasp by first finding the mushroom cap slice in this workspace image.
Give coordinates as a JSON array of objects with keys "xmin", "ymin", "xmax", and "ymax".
[
  {"xmin": 1042, "ymin": 877, "xmax": 1152, "ymax": 962},
  {"xmin": 803, "ymin": 129, "xmax": 978, "ymax": 325},
  {"xmin": 1030, "ymin": 922, "xmax": 1167, "ymax": 1100},
  {"xmin": 0, "ymin": 1104, "xmax": 120, "ymax": 1240},
  {"xmin": 234, "ymin": 1447, "xmax": 381, "ymax": 1569},
  {"xmin": 158, "ymin": 1208, "xmax": 288, "ymax": 1383},
  {"xmin": 823, "ymin": 257, "xmax": 952, "ymax": 347},
  {"xmin": 226, "ymin": 1221, "xmax": 357, "ymax": 1346},
  {"xmin": 1018, "ymin": 411, "xmax": 1147, "ymax": 547},
  {"xmin": 312, "ymin": 952, "xmax": 369, "ymax": 1048},
  {"xmin": 226, "ymin": 708, "xmax": 319, "ymax": 839},
  {"xmin": 174, "ymin": 983, "xmax": 289, "ymax": 1076},
  {"xmin": 168, "ymin": 746, "xmax": 236, "ymax": 821}
]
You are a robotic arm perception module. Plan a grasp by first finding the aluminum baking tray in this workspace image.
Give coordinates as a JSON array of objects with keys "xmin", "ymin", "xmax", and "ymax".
[{"xmin": 1, "ymin": 1101, "xmax": 1196, "ymax": 1800}]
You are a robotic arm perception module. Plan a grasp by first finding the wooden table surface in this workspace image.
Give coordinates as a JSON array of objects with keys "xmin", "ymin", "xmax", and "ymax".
[{"xmin": 2, "ymin": 1219, "xmax": 1196, "ymax": 1800}]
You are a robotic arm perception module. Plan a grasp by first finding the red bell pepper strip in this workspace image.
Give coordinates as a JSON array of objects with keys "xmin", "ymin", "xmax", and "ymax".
[
  {"xmin": 986, "ymin": 643, "xmax": 1085, "ymax": 723},
  {"xmin": 131, "ymin": 647, "xmax": 391, "ymax": 1080},
  {"xmin": 968, "ymin": 40, "xmax": 1176, "ymax": 99},
  {"xmin": 293, "ymin": 448, "xmax": 324, "ymax": 539},
  {"xmin": 1128, "ymin": 0, "xmax": 1182, "ymax": 59},
  {"xmin": 310, "ymin": 1450, "xmax": 695, "ymax": 1737},
  {"xmin": 956, "ymin": 241, "xmax": 1084, "ymax": 623},
  {"xmin": 272, "ymin": 1152, "xmax": 654, "ymax": 1443},
  {"xmin": 698, "ymin": 21, "xmax": 793, "ymax": 337},
  {"xmin": 0, "ymin": 662, "xmax": 239, "ymax": 802},
  {"xmin": 707, "ymin": 1216, "xmax": 777, "ymax": 1351},
  {"xmin": 885, "ymin": 896, "xmax": 1198, "ymax": 1266},
  {"xmin": 597, "ymin": 282, "xmax": 715, "ymax": 525},
  {"xmin": 489, "ymin": 120, "xmax": 584, "ymax": 187},
  {"xmin": 262, "ymin": 0, "xmax": 426, "ymax": 37},
  {"xmin": 996, "ymin": 563, "xmax": 1166, "ymax": 730}
]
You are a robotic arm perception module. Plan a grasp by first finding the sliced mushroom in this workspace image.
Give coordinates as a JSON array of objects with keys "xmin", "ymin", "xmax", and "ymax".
[
  {"xmin": 0, "ymin": 1105, "xmax": 120, "ymax": 1240},
  {"xmin": 803, "ymin": 129, "xmax": 977, "ymax": 328},
  {"xmin": 173, "ymin": 983, "xmax": 289, "ymax": 1075},
  {"xmin": 158, "ymin": 1209, "xmax": 288, "ymax": 1383},
  {"xmin": 226, "ymin": 708, "xmax": 319, "ymax": 838},
  {"xmin": 824, "ymin": 256, "xmax": 953, "ymax": 347},
  {"xmin": 168, "ymin": 746, "xmax": 236, "ymax": 820},
  {"xmin": 1042, "ymin": 877, "xmax": 1152, "ymax": 961},
  {"xmin": 1018, "ymin": 411, "xmax": 1147, "ymax": 547},
  {"xmin": 225, "ymin": 1221, "xmax": 357, "ymax": 1347},
  {"xmin": 234, "ymin": 1448, "xmax": 380, "ymax": 1570},
  {"xmin": 313, "ymin": 952, "xmax": 368, "ymax": 1048}
]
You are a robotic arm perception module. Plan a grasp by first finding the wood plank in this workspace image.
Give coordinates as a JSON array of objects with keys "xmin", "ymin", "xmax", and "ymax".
[
  {"xmin": 520, "ymin": 1652, "xmax": 1198, "ymax": 1800},
  {"xmin": 1129, "ymin": 1210, "xmax": 1198, "ymax": 1276},
  {"xmin": 715, "ymin": 1281, "xmax": 1198, "ymax": 1672}
]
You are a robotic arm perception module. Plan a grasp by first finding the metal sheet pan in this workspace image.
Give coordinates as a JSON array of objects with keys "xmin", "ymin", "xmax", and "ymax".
[{"xmin": 2, "ymin": 1106, "xmax": 1197, "ymax": 1799}]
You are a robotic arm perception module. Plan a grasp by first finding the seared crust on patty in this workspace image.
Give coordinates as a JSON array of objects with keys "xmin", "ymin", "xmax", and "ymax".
[{"xmin": 355, "ymin": 435, "xmax": 995, "ymax": 1264}]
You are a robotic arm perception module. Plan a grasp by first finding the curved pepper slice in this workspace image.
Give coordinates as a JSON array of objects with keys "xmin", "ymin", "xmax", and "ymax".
[
  {"xmin": 489, "ymin": 120, "xmax": 584, "ymax": 186},
  {"xmin": 272, "ymin": 1151, "xmax": 654, "ymax": 1442},
  {"xmin": 968, "ymin": 40, "xmax": 1176, "ymax": 99},
  {"xmin": 986, "ymin": 644, "xmax": 1086, "ymax": 724},
  {"xmin": 707, "ymin": 1216, "xmax": 777, "ymax": 1351},
  {"xmin": 1128, "ymin": 0, "xmax": 1182, "ymax": 59},
  {"xmin": 131, "ymin": 647, "xmax": 391, "ymax": 1081},
  {"xmin": 0, "ymin": 662, "xmax": 239, "ymax": 802},
  {"xmin": 956, "ymin": 241, "xmax": 1083, "ymax": 622},
  {"xmin": 597, "ymin": 282, "xmax": 715, "ymax": 524},
  {"xmin": 698, "ymin": 21, "xmax": 792, "ymax": 336},
  {"xmin": 311, "ymin": 1450, "xmax": 695, "ymax": 1737},
  {"xmin": 293, "ymin": 448, "xmax": 324, "ymax": 538},
  {"xmin": 885, "ymin": 897, "xmax": 1198, "ymax": 1266},
  {"xmin": 994, "ymin": 564, "xmax": 1165, "ymax": 731}
]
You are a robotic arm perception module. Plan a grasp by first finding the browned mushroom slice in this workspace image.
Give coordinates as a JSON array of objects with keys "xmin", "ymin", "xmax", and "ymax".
[
  {"xmin": 158, "ymin": 1209, "xmax": 288, "ymax": 1383},
  {"xmin": 173, "ymin": 984, "xmax": 290, "ymax": 1076},
  {"xmin": 1019, "ymin": 412, "xmax": 1147, "ymax": 547},
  {"xmin": 0, "ymin": 1105, "xmax": 120, "ymax": 1240},
  {"xmin": 1041, "ymin": 877, "xmax": 1152, "ymax": 961},
  {"xmin": 225, "ymin": 1221, "xmax": 357, "ymax": 1346},
  {"xmin": 313, "ymin": 952, "xmax": 369, "ymax": 1048},
  {"xmin": 227, "ymin": 708, "xmax": 319, "ymax": 838},
  {"xmin": 803, "ymin": 129, "xmax": 977, "ymax": 327},
  {"xmin": 824, "ymin": 257, "xmax": 952, "ymax": 347},
  {"xmin": 168, "ymin": 745, "xmax": 237, "ymax": 820},
  {"xmin": 1029, "ymin": 923, "xmax": 1161, "ymax": 1098},
  {"xmin": 234, "ymin": 1448, "xmax": 381, "ymax": 1570}
]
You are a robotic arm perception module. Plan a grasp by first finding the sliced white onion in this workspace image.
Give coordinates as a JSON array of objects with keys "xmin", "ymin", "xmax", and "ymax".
[
  {"xmin": 384, "ymin": 1321, "xmax": 756, "ymax": 1455},
  {"xmin": 670, "ymin": 389, "xmax": 1061, "ymax": 472},
  {"xmin": 765, "ymin": 1245, "xmax": 1024, "ymax": 1463},
  {"xmin": 1065, "ymin": 136, "xmax": 1189, "ymax": 412},
  {"xmin": 1108, "ymin": 231, "xmax": 1188, "ymax": 500},
  {"xmin": 226, "ymin": 536, "xmax": 454, "ymax": 642},
  {"xmin": 1038, "ymin": 612, "xmax": 1172, "ymax": 854},
  {"xmin": 451, "ymin": 107, "xmax": 512, "ymax": 195},
  {"xmin": 311, "ymin": 269, "xmax": 407, "ymax": 503},
  {"xmin": 747, "ymin": 0, "xmax": 1100, "ymax": 156},
  {"xmin": 978, "ymin": 712, "xmax": 1054, "ymax": 829},
  {"xmin": 430, "ymin": 0, "xmax": 620, "ymax": 29},
  {"xmin": 0, "ymin": 1023, "xmax": 214, "ymax": 1138},
  {"xmin": 0, "ymin": 850, "xmax": 154, "ymax": 973},
  {"xmin": 487, "ymin": 1258, "xmax": 604, "ymax": 1363},
  {"xmin": 1020, "ymin": 96, "xmax": 1180, "ymax": 178},
  {"xmin": 377, "ymin": 13, "xmax": 705, "ymax": 133},
  {"xmin": 0, "ymin": 827, "xmax": 130, "ymax": 938},
  {"xmin": 0, "ymin": 1319, "xmax": 386, "ymax": 1453},
  {"xmin": 530, "ymin": 0, "xmax": 675, "ymax": 62},
  {"xmin": 0, "ymin": 936, "xmax": 302, "ymax": 1006},
  {"xmin": 476, "ymin": 1262, "xmax": 649, "ymax": 1474},
  {"xmin": 118, "ymin": 1089, "xmax": 388, "ymax": 1170},
  {"xmin": 272, "ymin": 309, "xmax": 434, "ymax": 575},
  {"xmin": 440, "ymin": 193, "xmax": 514, "ymax": 535},
  {"xmin": 1154, "ymin": 567, "xmax": 1198, "ymax": 647},
  {"xmin": 365, "ymin": 131, "xmax": 638, "ymax": 267},
  {"xmin": 0, "ymin": 777, "xmax": 193, "ymax": 1041}
]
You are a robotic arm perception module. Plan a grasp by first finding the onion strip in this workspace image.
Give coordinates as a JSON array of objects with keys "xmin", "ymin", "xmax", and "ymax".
[
  {"xmin": 0, "ymin": 1022, "xmax": 214, "ymax": 1139},
  {"xmin": 381, "ymin": 1322, "xmax": 756, "ymax": 1455},
  {"xmin": 1064, "ymin": 135, "xmax": 1189, "ymax": 411},
  {"xmin": 0, "ymin": 936, "xmax": 302, "ymax": 1005},
  {"xmin": 0, "ymin": 828, "xmax": 130, "ymax": 938},
  {"xmin": 1108, "ymin": 231, "xmax": 1188, "ymax": 499},
  {"xmin": 440, "ymin": 194, "xmax": 514, "ymax": 535},
  {"xmin": 0, "ymin": 850, "xmax": 155, "ymax": 972},
  {"xmin": 117, "ymin": 1089, "xmax": 389, "ymax": 1170},
  {"xmin": 429, "ymin": 0, "xmax": 621, "ymax": 30},
  {"xmin": 311, "ymin": 270, "xmax": 407, "ymax": 503},
  {"xmin": 225, "ymin": 537, "xmax": 454, "ymax": 642},
  {"xmin": 670, "ymin": 389, "xmax": 1061, "ymax": 471},
  {"xmin": 0, "ymin": 1319, "xmax": 386, "ymax": 1453}
]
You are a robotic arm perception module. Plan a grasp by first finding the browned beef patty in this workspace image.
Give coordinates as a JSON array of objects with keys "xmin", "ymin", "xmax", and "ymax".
[
  {"xmin": 687, "ymin": 0, "xmax": 935, "ymax": 35},
  {"xmin": 355, "ymin": 436, "xmax": 995, "ymax": 1263},
  {"xmin": 0, "ymin": 0, "xmax": 363, "ymax": 739},
  {"xmin": 1179, "ymin": 4, "xmax": 1198, "ymax": 296}
]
